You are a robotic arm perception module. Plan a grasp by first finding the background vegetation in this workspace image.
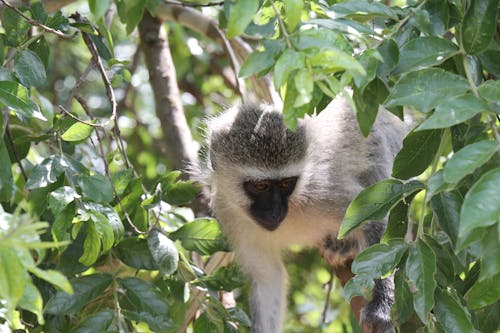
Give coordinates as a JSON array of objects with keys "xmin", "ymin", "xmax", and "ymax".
[{"xmin": 0, "ymin": 0, "xmax": 499, "ymax": 332}]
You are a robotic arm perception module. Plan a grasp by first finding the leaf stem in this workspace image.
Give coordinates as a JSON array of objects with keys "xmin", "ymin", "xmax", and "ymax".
[{"xmin": 269, "ymin": 0, "xmax": 292, "ymax": 49}]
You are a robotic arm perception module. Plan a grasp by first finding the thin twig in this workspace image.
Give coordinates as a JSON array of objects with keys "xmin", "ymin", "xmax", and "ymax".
[
  {"xmin": 0, "ymin": 0, "xmax": 74, "ymax": 39},
  {"xmin": 321, "ymin": 267, "xmax": 335, "ymax": 326},
  {"xmin": 269, "ymin": 0, "xmax": 292, "ymax": 48}
]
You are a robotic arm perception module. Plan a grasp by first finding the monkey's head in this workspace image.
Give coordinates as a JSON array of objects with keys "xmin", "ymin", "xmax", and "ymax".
[{"xmin": 205, "ymin": 104, "xmax": 308, "ymax": 231}]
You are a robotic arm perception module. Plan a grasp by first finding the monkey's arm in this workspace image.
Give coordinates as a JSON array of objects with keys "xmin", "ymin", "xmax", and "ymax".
[{"xmin": 235, "ymin": 245, "xmax": 287, "ymax": 333}]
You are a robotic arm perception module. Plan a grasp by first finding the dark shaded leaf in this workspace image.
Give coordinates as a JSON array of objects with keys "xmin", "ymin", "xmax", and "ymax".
[
  {"xmin": 26, "ymin": 155, "xmax": 64, "ymax": 189},
  {"xmin": 435, "ymin": 288, "xmax": 475, "ymax": 332},
  {"xmin": 118, "ymin": 277, "xmax": 173, "ymax": 331},
  {"xmin": 406, "ymin": 239, "xmax": 436, "ymax": 323},
  {"xmin": 114, "ymin": 237, "xmax": 158, "ymax": 270},
  {"xmin": 45, "ymin": 274, "xmax": 112, "ymax": 315},
  {"xmin": 14, "ymin": 50, "xmax": 47, "ymax": 87},
  {"xmin": 392, "ymin": 129, "xmax": 442, "ymax": 179},
  {"xmin": 430, "ymin": 191, "xmax": 461, "ymax": 246},
  {"xmin": 461, "ymin": 0, "xmax": 499, "ymax": 54},
  {"xmin": 78, "ymin": 173, "xmax": 114, "ymax": 203}
]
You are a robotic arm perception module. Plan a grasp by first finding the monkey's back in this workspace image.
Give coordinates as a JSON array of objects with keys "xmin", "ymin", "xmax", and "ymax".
[{"xmin": 298, "ymin": 96, "xmax": 406, "ymax": 216}]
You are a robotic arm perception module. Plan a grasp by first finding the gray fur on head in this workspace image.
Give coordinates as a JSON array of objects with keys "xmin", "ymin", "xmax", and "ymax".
[{"xmin": 207, "ymin": 103, "xmax": 307, "ymax": 170}]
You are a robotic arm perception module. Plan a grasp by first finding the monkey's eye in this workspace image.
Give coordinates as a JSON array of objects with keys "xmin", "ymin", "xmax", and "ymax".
[
  {"xmin": 279, "ymin": 177, "xmax": 297, "ymax": 189},
  {"xmin": 253, "ymin": 180, "xmax": 271, "ymax": 192}
]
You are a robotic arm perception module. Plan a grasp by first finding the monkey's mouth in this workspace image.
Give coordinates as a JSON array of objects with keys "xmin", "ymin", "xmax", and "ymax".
[{"xmin": 250, "ymin": 207, "xmax": 287, "ymax": 231}]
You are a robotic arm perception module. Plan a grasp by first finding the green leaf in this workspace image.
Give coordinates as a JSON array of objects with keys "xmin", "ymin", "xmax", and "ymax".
[
  {"xmin": 89, "ymin": 0, "xmax": 111, "ymax": 18},
  {"xmin": 353, "ymin": 79, "xmax": 389, "ymax": 137},
  {"xmin": 435, "ymin": 288, "xmax": 475, "ymax": 332},
  {"xmin": 0, "ymin": 136, "xmax": 13, "ymax": 201},
  {"xmin": 376, "ymin": 39, "xmax": 399, "ymax": 79},
  {"xmin": 465, "ymin": 273, "xmax": 500, "ymax": 309},
  {"xmin": 405, "ymin": 239, "xmax": 437, "ymax": 323},
  {"xmin": 239, "ymin": 50, "xmax": 276, "ymax": 78},
  {"xmin": 18, "ymin": 282, "xmax": 44, "ymax": 324},
  {"xmin": 0, "ymin": 248, "xmax": 26, "ymax": 309},
  {"xmin": 392, "ymin": 129, "xmax": 442, "ymax": 179},
  {"xmin": 112, "ymin": 168, "xmax": 135, "ymax": 196},
  {"xmin": 49, "ymin": 186, "xmax": 80, "ymax": 215},
  {"xmin": 79, "ymin": 222, "xmax": 101, "ymax": 266},
  {"xmin": 147, "ymin": 229, "xmax": 179, "ymax": 275},
  {"xmin": 226, "ymin": 0, "xmax": 259, "ymax": 38},
  {"xmin": 92, "ymin": 212, "xmax": 115, "ymax": 253},
  {"xmin": 115, "ymin": 0, "xmax": 146, "ymax": 35},
  {"xmin": 114, "ymin": 238, "xmax": 158, "ymax": 270},
  {"xmin": 284, "ymin": 0, "xmax": 303, "ymax": 31},
  {"xmin": 461, "ymin": 0, "xmax": 499, "ymax": 54},
  {"xmin": 385, "ymin": 68, "xmax": 469, "ymax": 113},
  {"xmin": 339, "ymin": 179, "xmax": 425, "ymax": 238},
  {"xmin": 310, "ymin": 48, "xmax": 366, "ymax": 78},
  {"xmin": 1, "ymin": 8, "xmax": 30, "ymax": 47},
  {"xmin": 478, "ymin": 80, "xmax": 500, "ymax": 102},
  {"xmin": 479, "ymin": 50, "xmax": 500, "ymax": 76},
  {"xmin": 71, "ymin": 310, "xmax": 114, "ymax": 333},
  {"xmin": 118, "ymin": 277, "xmax": 173, "ymax": 332},
  {"xmin": 80, "ymin": 201, "xmax": 124, "ymax": 242},
  {"xmin": 28, "ymin": 267, "xmax": 73, "ymax": 294},
  {"xmin": 26, "ymin": 155, "xmax": 65, "ymax": 189},
  {"xmin": 394, "ymin": 37, "xmax": 459, "ymax": 73},
  {"xmin": 331, "ymin": 0, "xmax": 400, "ymax": 20},
  {"xmin": 293, "ymin": 68, "xmax": 313, "ymax": 107},
  {"xmin": 61, "ymin": 122, "xmax": 94, "ymax": 141},
  {"xmin": 443, "ymin": 140, "xmax": 499, "ymax": 184},
  {"xmin": 274, "ymin": 49, "xmax": 305, "ymax": 89},
  {"xmin": 0, "ymin": 81, "xmax": 41, "ymax": 120},
  {"xmin": 458, "ymin": 167, "xmax": 500, "ymax": 247},
  {"xmin": 352, "ymin": 239, "xmax": 408, "ymax": 279},
  {"xmin": 170, "ymin": 218, "xmax": 228, "ymax": 255},
  {"xmin": 45, "ymin": 274, "xmax": 113, "ymax": 315},
  {"xmin": 161, "ymin": 173, "xmax": 199, "ymax": 206},
  {"xmin": 394, "ymin": 270, "xmax": 414, "ymax": 324},
  {"xmin": 417, "ymin": 94, "xmax": 488, "ymax": 130},
  {"xmin": 479, "ymin": 226, "xmax": 500, "ymax": 281},
  {"xmin": 14, "ymin": 50, "xmax": 47, "ymax": 87},
  {"xmin": 78, "ymin": 173, "xmax": 114, "ymax": 203},
  {"xmin": 430, "ymin": 191, "xmax": 461, "ymax": 246}
]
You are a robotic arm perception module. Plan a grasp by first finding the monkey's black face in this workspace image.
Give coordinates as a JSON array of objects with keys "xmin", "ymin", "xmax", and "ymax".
[{"xmin": 242, "ymin": 177, "xmax": 298, "ymax": 231}]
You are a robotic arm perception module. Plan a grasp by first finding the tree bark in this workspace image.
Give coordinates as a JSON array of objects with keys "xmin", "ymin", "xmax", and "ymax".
[{"xmin": 138, "ymin": 10, "xmax": 197, "ymax": 174}]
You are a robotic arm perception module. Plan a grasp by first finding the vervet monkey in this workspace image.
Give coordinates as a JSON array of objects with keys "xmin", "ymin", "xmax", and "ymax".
[{"xmin": 195, "ymin": 96, "xmax": 406, "ymax": 333}]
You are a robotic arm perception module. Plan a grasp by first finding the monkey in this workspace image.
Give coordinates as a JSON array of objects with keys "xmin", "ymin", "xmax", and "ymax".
[{"xmin": 194, "ymin": 95, "xmax": 406, "ymax": 333}]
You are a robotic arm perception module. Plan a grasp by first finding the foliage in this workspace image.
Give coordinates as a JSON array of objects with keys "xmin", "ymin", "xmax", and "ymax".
[{"xmin": 0, "ymin": 0, "xmax": 499, "ymax": 332}]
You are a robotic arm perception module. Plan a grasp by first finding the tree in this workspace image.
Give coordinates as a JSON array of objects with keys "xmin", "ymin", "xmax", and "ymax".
[{"xmin": 0, "ymin": 0, "xmax": 499, "ymax": 332}]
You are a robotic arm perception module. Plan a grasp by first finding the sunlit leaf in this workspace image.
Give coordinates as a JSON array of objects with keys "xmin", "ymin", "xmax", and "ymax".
[
  {"xmin": 394, "ymin": 36, "xmax": 458, "ymax": 73},
  {"xmin": 61, "ymin": 122, "xmax": 94, "ymax": 141},
  {"xmin": 170, "ymin": 218, "xmax": 228, "ymax": 255},
  {"xmin": 385, "ymin": 68, "xmax": 469, "ymax": 113},
  {"xmin": 147, "ymin": 229, "xmax": 179, "ymax": 275},
  {"xmin": 417, "ymin": 94, "xmax": 488, "ymax": 130},
  {"xmin": 443, "ymin": 140, "xmax": 499, "ymax": 184},
  {"xmin": 458, "ymin": 167, "xmax": 500, "ymax": 248},
  {"xmin": 227, "ymin": 0, "xmax": 259, "ymax": 38},
  {"xmin": 339, "ymin": 179, "xmax": 424, "ymax": 238}
]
